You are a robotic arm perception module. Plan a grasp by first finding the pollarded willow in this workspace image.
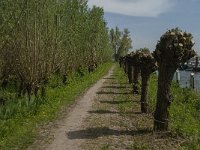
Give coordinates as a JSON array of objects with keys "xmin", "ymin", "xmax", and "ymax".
[{"xmin": 153, "ymin": 27, "xmax": 196, "ymax": 131}]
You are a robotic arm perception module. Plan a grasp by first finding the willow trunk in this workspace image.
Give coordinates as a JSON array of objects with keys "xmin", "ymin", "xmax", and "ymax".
[
  {"xmin": 133, "ymin": 66, "xmax": 140, "ymax": 94},
  {"xmin": 124, "ymin": 61, "xmax": 128, "ymax": 74},
  {"xmin": 154, "ymin": 63, "xmax": 176, "ymax": 131},
  {"xmin": 141, "ymin": 72, "xmax": 150, "ymax": 113},
  {"xmin": 128, "ymin": 65, "xmax": 133, "ymax": 84}
]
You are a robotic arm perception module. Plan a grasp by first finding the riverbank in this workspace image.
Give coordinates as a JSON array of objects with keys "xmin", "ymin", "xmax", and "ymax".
[
  {"xmin": 117, "ymin": 65, "xmax": 200, "ymax": 149},
  {"xmin": 116, "ymin": 66, "xmax": 199, "ymax": 149},
  {"xmin": 177, "ymin": 70, "xmax": 200, "ymax": 91},
  {"xmin": 149, "ymin": 72, "xmax": 200, "ymax": 149}
]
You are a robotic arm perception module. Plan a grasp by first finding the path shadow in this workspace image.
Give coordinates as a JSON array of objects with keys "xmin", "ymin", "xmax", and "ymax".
[
  {"xmin": 97, "ymin": 91, "xmax": 132, "ymax": 95},
  {"xmin": 100, "ymin": 100, "xmax": 138, "ymax": 104},
  {"xmin": 103, "ymin": 77, "xmax": 115, "ymax": 80},
  {"xmin": 67, "ymin": 127, "xmax": 152, "ymax": 139},
  {"xmin": 88, "ymin": 110, "xmax": 142, "ymax": 115},
  {"xmin": 111, "ymin": 82, "xmax": 130, "ymax": 85},
  {"xmin": 110, "ymin": 75, "xmax": 118, "ymax": 77},
  {"xmin": 101, "ymin": 86, "xmax": 129, "ymax": 89}
]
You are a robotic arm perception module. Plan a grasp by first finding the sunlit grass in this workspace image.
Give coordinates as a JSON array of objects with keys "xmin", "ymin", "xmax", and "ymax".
[{"xmin": 0, "ymin": 63, "xmax": 112, "ymax": 150}]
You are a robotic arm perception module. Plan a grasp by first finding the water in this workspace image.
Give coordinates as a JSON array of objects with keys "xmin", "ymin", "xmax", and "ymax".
[{"xmin": 178, "ymin": 70, "xmax": 200, "ymax": 91}]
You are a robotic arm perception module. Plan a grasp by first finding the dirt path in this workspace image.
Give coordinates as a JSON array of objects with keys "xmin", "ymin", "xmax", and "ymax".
[
  {"xmin": 29, "ymin": 66, "xmax": 182, "ymax": 150},
  {"xmin": 70, "ymin": 67, "xmax": 182, "ymax": 150},
  {"xmin": 28, "ymin": 67, "xmax": 115, "ymax": 150}
]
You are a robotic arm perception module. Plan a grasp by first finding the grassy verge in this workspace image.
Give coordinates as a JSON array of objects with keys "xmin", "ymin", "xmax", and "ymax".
[
  {"xmin": 116, "ymin": 65, "xmax": 200, "ymax": 149},
  {"xmin": 0, "ymin": 62, "xmax": 112, "ymax": 150},
  {"xmin": 149, "ymin": 74, "xmax": 200, "ymax": 149},
  {"xmin": 114, "ymin": 66, "xmax": 141, "ymax": 114}
]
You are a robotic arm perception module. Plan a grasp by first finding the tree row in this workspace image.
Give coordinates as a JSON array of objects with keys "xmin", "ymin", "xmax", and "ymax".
[
  {"xmin": 119, "ymin": 27, "xmax": 196, "ymax": 131},
  {"xmin": 0, "ymin": 0, "xmax": 113, "ymax": 100}
]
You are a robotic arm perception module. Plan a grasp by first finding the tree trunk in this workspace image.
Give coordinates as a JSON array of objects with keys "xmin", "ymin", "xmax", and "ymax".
[
  {"xmin": 131, "ymin": 66, "xmax": 134, "ymax": 83},
  {"xmin": 133, "ymin": 66, "xmax": 140, "ymax": 94},
  {"xmin": 2, "ymin": 78, "xmax": 8, "ymax": 89},
  {"xmin": 18, "ymin": 80, "xmax": 26, "ymax": 97},
  {"xmin": 119, "ymin": 60, "xmax": 122, "ymax": 68},
  {"xmin": 62, "ymin": 74, "xmax": 68, "ymax": 85},
  {"xmin": 141, "ymin": 72, "xmax": 150, "ymax": 113},
  {"xmin": 122, "ymin": 61, "xmax": 125, "ymax": 72},
  {"xmin": 34, "ymin": 85, "xmax": 39, "ymax": 98},
  {"xmin": 128, "ymin": 65, "xmax": 133, "ymax": 84},
  {"xmin": 124, "ymin": 61, "xmax": 128, "ymax": 74},
  {"xmin": 154, "ymin": 63, "xmax": 176, "ymax": 131},
  {"xmin": 41, "ymin": 86, "xmax": 46, "ymax": 98},
  {"xmin": 26, "ymin": 83, "xmax": 32, "ymax": 101}
]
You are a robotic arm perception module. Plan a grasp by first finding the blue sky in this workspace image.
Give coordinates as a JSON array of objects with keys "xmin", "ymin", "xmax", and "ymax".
[{"xmin": 88, "ymin": 0, "xmax": 200, "ymax": 54}]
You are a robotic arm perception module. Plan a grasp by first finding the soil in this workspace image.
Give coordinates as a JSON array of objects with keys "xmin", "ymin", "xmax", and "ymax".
[{"xmin": 28, "ymin": 66, "xmax": 183, "ymax": 150}]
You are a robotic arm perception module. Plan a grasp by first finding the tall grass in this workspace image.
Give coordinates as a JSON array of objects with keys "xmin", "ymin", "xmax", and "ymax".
[{"xmin": 0, "ymin": 63, "xmax": 112, "ymax": 150}]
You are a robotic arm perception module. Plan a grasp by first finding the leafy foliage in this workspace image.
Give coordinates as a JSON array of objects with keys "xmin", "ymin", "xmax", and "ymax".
[
  {"xmin": 0, "ymin": 0, "xmax": 113, "ymax": 99},
  {"xmin": 153, "ymin": 27, "xmax": 196, "ymax": 67},
  {"xmin": 140, "ymin": 50, "xmax": 158, "ymax": 75},
  {"xmin": 110, "ymin": 27, "xmax": 132, "ymax": 61}
]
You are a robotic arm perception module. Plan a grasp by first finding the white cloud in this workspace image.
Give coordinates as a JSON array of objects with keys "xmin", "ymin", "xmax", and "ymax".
[{"xmin": 87, "ymin": 0, "xmax": 175, "ymax": 17}]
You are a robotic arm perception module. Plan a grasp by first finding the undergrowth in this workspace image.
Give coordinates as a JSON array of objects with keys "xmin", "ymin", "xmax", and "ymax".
[{"xmin": 0, "ymin": 63, "xmax": 112, "ymax": 150}]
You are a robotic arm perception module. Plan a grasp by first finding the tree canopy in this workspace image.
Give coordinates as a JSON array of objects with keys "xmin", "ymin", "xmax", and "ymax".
[
  {"xmin": 0, "ymin": 0, "xmax": 113, "ymax": 98},
  {"xmin": 110, "ymin": 27, "xmax": 132, "ymax": 61}
]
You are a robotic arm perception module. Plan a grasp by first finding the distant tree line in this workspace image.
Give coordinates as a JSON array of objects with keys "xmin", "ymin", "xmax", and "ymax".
[{"xmin": 110, "ymin": 27, "xmax": 132, "ymax": 61}]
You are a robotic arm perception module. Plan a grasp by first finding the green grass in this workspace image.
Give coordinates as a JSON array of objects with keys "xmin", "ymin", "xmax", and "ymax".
[
  {"xmin": 116, "ymin": 65, "xmax": 200, "ymax": 149},
  {"xmin": 0, "ymin": 62, "xmax": 112, "ymax": 150},
  {"xmin": 130, "ymin": 140, "xmax": 149, "ymax": 150},
  {"xmin": 149, "ymin": 75, "xmax": 200, "ymax": 149},
  {"xmin": 114, "ymin": 66, "xmax": 140, "ymax": 114}
]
